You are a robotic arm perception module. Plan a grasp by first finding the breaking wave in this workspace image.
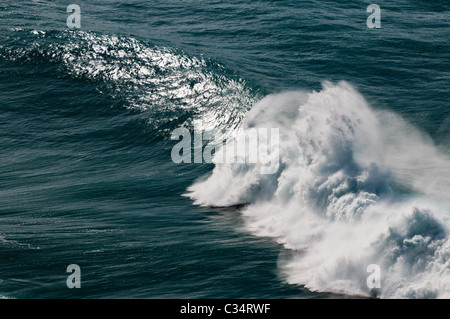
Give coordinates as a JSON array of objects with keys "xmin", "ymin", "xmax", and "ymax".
[{"xmin": 188, "ymin": 81, "xmax": 450, "ymax": 298}]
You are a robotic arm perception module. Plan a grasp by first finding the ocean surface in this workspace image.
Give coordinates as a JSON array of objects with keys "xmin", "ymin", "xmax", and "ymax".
[{"xmin": 0, "ymin": 0, "xmax": 449, "ymax": 298}]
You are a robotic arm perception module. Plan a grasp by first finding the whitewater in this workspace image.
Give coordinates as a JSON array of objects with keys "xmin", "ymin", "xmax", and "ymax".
[{"xmin": 187, "ymin": 81, "xmax": 450, "ymax": 298}]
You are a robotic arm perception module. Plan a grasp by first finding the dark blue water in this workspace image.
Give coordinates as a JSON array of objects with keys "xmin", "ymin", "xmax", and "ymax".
[{"xmin": 0, "ymin": 1, "xmax": 448, "ymax": 298}]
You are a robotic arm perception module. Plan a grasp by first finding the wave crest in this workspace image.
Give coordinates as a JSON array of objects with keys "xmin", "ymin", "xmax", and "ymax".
[
  {"xmin": 0, "ymin": 29, "xmax": 254, "ymax": 134},
  {"xmin": 187, "ymin": 81, "xmax": 450, "ymax": 298}
]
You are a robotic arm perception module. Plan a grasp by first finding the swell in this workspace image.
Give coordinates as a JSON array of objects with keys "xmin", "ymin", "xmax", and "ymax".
[
  {"xmin": 187, "ymin": 81, "xmax": 450, "ymax": 298},
  {"xmin": 3, "ymin": 28, "xmax": 450, "ymax": 299},
  {"xmin": 0, "ymin": 29, "xmax": 255, "ymax": 136}
]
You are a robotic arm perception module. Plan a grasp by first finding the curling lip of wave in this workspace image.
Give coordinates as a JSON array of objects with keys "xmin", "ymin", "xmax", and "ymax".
[{"xmin": 187, "ymin": 81, "xmax": 450, "ymax": 298}]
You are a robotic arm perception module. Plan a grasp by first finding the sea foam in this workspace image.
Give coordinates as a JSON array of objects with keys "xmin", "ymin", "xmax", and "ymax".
[{"xmin": 187, "ymin": 81, "xmax": 450, "ymax": 298}]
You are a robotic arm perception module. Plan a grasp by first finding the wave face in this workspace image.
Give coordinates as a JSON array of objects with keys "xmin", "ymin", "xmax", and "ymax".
[
  {"xmin": 188, "ymin": 81, "xmax": 450, "ymax": 298},
  {"xmin": 0, "ymin": 29, "xmax": 254, "ymax": 135}
]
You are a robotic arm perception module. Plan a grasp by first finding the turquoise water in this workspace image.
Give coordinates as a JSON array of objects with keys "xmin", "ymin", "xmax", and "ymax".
[{"xmin": 0, "ymin": 1, "xmax": 449, "ymax": 298}]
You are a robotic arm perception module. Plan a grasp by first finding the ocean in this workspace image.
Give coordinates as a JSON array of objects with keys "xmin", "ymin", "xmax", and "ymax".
[{"xmin": 0, "ymin": 0, "xmax": 449, "ymax": 299}]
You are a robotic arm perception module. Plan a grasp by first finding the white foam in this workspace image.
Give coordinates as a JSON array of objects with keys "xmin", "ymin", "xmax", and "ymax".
[{"xmin": 187, "ymin": 81, "xmax": 450, "ymax": 298}]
